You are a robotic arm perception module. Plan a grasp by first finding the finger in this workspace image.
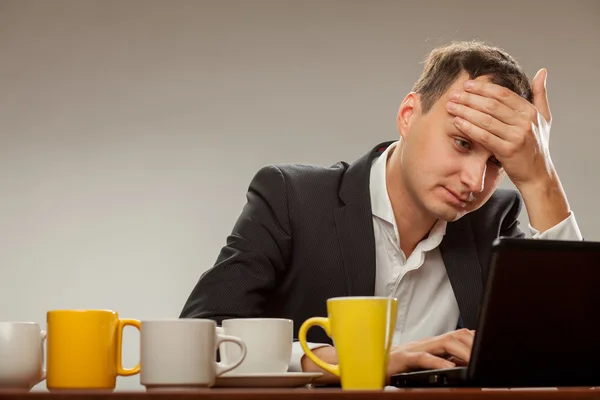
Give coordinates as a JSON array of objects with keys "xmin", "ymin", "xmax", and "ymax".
[
  {"xmin": 408, "ymin": 332, "xmax": 471, "ymax": 363},
  {"xmin": 532, "ymin": 68, "xmax": 552, "ymax": 124},
  {"xmin": 453, "ymin": 116, "xmax": 509, "ymax": 157},
  {"xmin": 447, "ymin": 100, "xmax": 515, "ymax": 141},
  {"xmin": 449, "ymin": 89, "xmax": 520, "ymax": 125},
  {"xmin": 463, "ymin": 79, "xmax": 530, "ymax": 115},
  {"xmin": 441, "ymin": 337, "xmax": 472, "ymax": 363},
  {"xmin": 403, "ymin": 351, "xmax": 456, "ymax": 371},
  {"xmin": 451, "ymin": 328, "xmax": 475, "ymax": 349},
  {"xmin": 446, "ymin": 356, "xmax": 469, "ymax": 367}
]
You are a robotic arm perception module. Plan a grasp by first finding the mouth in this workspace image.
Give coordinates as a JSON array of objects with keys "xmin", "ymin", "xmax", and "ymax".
[{"xmin": 442, "ymin": 187, "xmax": 472, "ymax": 207}]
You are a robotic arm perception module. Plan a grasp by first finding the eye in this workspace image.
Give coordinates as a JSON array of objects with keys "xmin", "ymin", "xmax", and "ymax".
[
  {"xmin": 489, "ymin": 156, "xmax": 502, "ymax": 168},
  {"xmin": 454, "ymin": 138, "xmax": 471, "ymax": 150}
]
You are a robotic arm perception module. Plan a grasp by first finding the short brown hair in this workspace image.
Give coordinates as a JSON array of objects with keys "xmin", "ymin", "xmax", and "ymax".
[{"xmin": 412, "ymin": 41, "xmax": 533, "ymax": 113}]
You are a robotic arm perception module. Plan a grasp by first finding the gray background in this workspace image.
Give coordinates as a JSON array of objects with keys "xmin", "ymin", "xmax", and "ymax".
[{"xmin": 1, "ymin": 0, "xmax": 598, "ymax": 391}]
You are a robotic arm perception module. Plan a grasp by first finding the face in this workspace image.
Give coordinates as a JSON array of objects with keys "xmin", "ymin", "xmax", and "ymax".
[{"xmin": 393, "ymin": 72, "xmax": 506, "ymax": 222}]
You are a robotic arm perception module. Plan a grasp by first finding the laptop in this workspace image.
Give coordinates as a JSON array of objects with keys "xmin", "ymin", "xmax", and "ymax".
[{"xmin": 390, "ymin": 237, "xmax": 600, "ymax": 388}]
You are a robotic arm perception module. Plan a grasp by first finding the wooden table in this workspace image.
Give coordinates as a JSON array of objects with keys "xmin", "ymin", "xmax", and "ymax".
[{"xmin": 1, "ymin": 388, "xmax": 599, "ymax": 400}]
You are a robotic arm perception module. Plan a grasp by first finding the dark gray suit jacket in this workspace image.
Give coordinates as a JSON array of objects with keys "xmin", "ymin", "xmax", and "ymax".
[{"xmin": 179, "ymin": 141, "xmax": 525, "ymax": 344}]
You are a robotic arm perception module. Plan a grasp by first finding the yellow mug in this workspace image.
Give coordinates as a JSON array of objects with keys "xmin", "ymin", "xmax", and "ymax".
[
  {"xmin": 298, "ymin": 296, "xmax": 398, "ymax": 390},
  {"xmin": 46, "ymin": 309, "xmax": 140, "ymax": 391}
]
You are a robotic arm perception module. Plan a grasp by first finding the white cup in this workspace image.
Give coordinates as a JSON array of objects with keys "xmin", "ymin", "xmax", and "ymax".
[
  {"xmin": 218, "ymin": 318, "xmax": 292, "ymax": 375},
  {"xmin": 0, "ymin": 322, "xmax": 46, "ymax": 391},
  {"xmin": 140, "ymin": 319, "xmax": 247, "ymax": 390}
]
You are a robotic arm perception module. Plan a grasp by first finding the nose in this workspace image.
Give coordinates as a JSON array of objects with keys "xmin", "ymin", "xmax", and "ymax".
[{"xmin": 460, "ymin": 158, "xmax": 487, "ymax": 194}]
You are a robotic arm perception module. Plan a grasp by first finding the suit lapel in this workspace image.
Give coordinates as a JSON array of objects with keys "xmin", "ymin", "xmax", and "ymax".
[
  {"xmin": 440, "ymin": 217, "xmax": 483, "ymax": 329},
  {"xmin": 334, "ymin": 203, "xmax": 376, "ymax": 296},
  {"xmin": 333, "ymin": 142, "xmax": 393, "ymax": 297}
]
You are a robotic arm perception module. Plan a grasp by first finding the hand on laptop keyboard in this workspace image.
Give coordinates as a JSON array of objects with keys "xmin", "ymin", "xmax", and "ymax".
[{"xmin": 386, "ymin": 328, "xmax": 475, "ymax": 383}]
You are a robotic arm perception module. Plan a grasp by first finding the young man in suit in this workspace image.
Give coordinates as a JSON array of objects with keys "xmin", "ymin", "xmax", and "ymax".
[{"xmin": 179, "ymin": 41, "xmax": 582, "ymax": 383}]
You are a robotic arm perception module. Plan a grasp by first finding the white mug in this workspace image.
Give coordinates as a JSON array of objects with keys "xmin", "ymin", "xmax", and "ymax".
[
  {"xmin": 140, "ymin": 319, "xmax": 246, "ymax": 390},
  {"xmin": 218, "ymin": 318, "xmax": 292, "ymax": 375},
  {"xmin": 0, "ymin": 322, "xmax": 46, "ymax": 391}
]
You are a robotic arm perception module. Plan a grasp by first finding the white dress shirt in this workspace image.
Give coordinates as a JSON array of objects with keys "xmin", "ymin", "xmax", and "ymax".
[{"xmin": 288, "ymin": 140, "xmax": 583, "ymax": 372}]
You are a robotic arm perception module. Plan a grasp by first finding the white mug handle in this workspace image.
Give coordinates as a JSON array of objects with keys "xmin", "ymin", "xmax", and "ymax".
[
  {"xmin": 214, "ymin": 332, "xmax": 246, "ymax": 376},
  {"xmin": 40, "ymin": 330, "xmax": 47, "ymax": 381},
  {"xmin": 215, "ymin": 326, "xmax": 226, "ymax": 361}
]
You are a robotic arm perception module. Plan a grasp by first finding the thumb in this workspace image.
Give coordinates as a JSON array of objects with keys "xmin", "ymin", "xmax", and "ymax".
[{"xmin": 532, "ymin": 68, "xmax": 552, "ymax": 123}]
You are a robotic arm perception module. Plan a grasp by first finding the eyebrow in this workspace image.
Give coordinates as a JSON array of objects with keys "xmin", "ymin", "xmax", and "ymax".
[
  {"xmin": 446, "ymin": 121, "xmax": 464, "ymax": 136},
  {"xmin": 446, "ymin": 128, "xmax": 496, "ymax": 159}
]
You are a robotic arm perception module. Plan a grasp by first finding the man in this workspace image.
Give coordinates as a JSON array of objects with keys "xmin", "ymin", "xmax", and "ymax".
[{"xmin": 179, "ymin": 41, "xmax": 582, "ymax": 384}]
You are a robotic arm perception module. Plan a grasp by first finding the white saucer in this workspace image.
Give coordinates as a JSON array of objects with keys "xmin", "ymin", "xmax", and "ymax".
[{"xmin": 214, "ymin": 372, "xmax": 323, "ymax": 388}]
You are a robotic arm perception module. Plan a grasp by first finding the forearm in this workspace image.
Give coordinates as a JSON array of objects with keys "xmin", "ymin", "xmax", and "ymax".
[
  {"xmin": 517, "ymin": 169, "xmax": 571, "ymax": 233},
  {"xmin": 300, "ymin": 346, "xmax": 340, "ymax": 384}
]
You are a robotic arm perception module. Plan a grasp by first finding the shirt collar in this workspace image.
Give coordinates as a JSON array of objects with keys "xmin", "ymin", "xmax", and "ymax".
[
  {"xmin": 369, "ymin": 141, "xmax": 397, "ymax": 224},
  {"xmin": 369, "ymin": 139, "xmax": 447, "ymax": 250}
]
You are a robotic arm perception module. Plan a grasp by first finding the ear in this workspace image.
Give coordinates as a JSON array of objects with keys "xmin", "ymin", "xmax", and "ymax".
[{"xmin": 396, "ymin": 92, "xmax": 420, "ymax": 140}]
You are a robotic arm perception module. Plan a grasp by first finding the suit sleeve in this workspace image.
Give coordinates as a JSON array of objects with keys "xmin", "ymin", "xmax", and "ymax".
[
  {"xmin": 179, "ymin": 165, "xmax": 292, "ymax": 322},
  {"xmin": 499, "ymin": 191, "xmax": 526, "ymax": 239}
]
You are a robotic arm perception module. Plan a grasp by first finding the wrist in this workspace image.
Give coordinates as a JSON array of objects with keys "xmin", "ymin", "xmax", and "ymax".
[
  {"xmin": 300, "ymin": 346, "xmax": 339, "ymax": 384},
  {"xmin": 515, "ymin": 170, "xmax": 571, "ymax": 232},
  {"xmin": 516, "ymin": 170, "xmax": 563, "ymax": 200}
]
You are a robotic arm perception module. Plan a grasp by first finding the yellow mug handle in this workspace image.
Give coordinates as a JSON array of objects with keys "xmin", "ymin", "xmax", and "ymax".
[
  {"xmin": 298, "ymin": 317, "xmax": 339, "ymax": 377},
  {"xmin": 116, "ymin": 318, "xmax": 141, "ymax": 376}
]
